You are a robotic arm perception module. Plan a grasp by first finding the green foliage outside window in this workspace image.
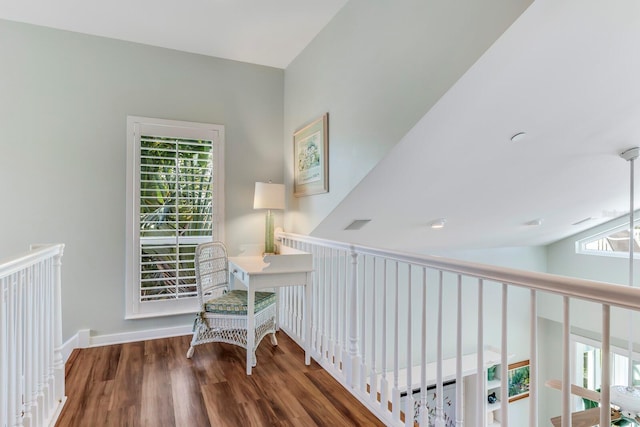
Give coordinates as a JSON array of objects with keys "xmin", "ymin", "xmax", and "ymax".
[{"xmin": 139, "ymin": 136, "xmax": 213, "ymax": 301}]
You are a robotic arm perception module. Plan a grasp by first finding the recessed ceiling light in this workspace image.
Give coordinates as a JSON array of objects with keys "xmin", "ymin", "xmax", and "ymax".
[
  {"xmin": 430, "ymin": 218, "xmax": 447, "ymax": 229},
  {"xmin": 525, "ymin": 218, "xmax": 543, "ymax": 226},
  {"xmin": 510, "ymin": 132, "xmax": 527, "ymax": 143}
]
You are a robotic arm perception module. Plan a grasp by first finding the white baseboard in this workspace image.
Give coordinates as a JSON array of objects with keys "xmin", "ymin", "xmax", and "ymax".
[
  {"xmin": 62, "ymin": 333, "xmax": 79, "ymax": 363},
  {"xmin": 89, "ymin": 324, "xmax": 192, "ymax": 347},
  {"xmin": 62, "ymin": 325, "xmax": 192, "ymax": 361}
]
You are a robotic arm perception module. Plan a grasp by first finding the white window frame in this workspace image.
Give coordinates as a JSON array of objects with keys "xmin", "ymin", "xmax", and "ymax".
[
  {"xmin": 576, "ymin": 219, "xmax": 640, "ymax": 259},
  {"xmin": 571, "ymin": 334, "xmax": 640, "ymax": 410},
  {"xmin": 125, "ymin": 116, "xmax": 225, "ymax": 319}
]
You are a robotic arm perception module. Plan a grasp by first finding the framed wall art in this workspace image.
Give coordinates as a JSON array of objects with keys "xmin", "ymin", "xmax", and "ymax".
[
  {"xmin": 293, "ymin": 113, "xmax": 328, "ymax": 197},
  {"xmin": 508, "ymin": 360, "xmax": 530, "ymax": 403}
]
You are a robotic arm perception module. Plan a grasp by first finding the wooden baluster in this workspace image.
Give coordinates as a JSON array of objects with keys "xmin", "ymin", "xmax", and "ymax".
[
  {"xmin": 456, "ymin": 275, "xmax": 463, "ymax": 427},
  {"xmin": 370, "ymin": 257, "xmax": 378, "ymax": 401},
  {"xmin": 562, "ymin": 296, "xmax": 570, "ymax": 427},
  {"xmin": 360, "ymin": 256, "xmax": 367, "ymax": 392},
  {"xmin": 36, "ymin": 261, "xmax": 45, "ymax": 426},
  {"xmin": 346, "ymin": 249, "xmax": 359, "ymax": 387},
  {"xmin": 0, "ymin": 278, "xmax": 5, "ymax": 427},
  {"xmin": 341, "ymin": 250, "xmax": 349, "ymax": 380},
  {"xmin": 311, "ymin": 246, "xmax": 322, "ymax": 357},
  {"xmin": 500, "ymin": 284, "xmax": 508, "ymax": 427},
  {"xmin": 419, "ymin": 268, "xmax": 428, "ymax": 427},
  {"xmin": 334, "ymin": 250, "xmax": 343, "ymax": 371},
  {"xmin": 323, "ymin": 246, "xmax": 328, "ymax": 359},
  {"xmin": 24, "ymin": 266, "xmax": 34, "ymax": 427},
  {"xmin": 477, "ymin": 279, "xmax": 485, "ymax": 427},
  {"xmin": 380, "ymin": 259, "xmax": 389, "ymax": 414},
  {"xmin": 530, "ymin": 289, "xmax": 538, "ymax": 427},
  {"xmin": 601, "ymin": 304, "xmax": 611, "ymax": 426},
  {"xmin": 392, "ymin": 262, "xmax": 401, "ymax": 421},
  {"xmin": 328, "ymin": 248, "xmax": 335, "ymax": 366},
  {"xmin": 332, "ymin": 249, "xmax": 340, "ymax": 370},
  {"xmin": 52, "ymin": 249, "xmax": 65, "ymax": 413},
  {"xmin": 435, "ymin": 271, "xmax": 444, "ymax": 427},
  {"xmin": 405, "ymin": 266, "xmax": 413, "ymax": 427}
]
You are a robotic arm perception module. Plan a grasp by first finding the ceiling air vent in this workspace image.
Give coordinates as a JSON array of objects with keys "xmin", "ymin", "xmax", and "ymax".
[
  {"xmin": 344, "ymin": 219, "xmax": 371, "ymax": 230},
  {"xmin": 572, "ymin": 217, "xmax": 593, "ymax": 226}
]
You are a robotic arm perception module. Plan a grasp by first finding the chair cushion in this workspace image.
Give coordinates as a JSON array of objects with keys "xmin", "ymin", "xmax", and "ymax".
[{"xmin": 204, "ymin": 290, "xmax": 276, "ymax": 315}]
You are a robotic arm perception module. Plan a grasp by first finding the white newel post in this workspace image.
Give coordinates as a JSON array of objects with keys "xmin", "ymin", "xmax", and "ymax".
[
  {"xmin": 346, "ymin": 249, "xmax": 360, "ymax": 388},
  {"xmin": 52, "ymin": 249, "xmax": 66, "ymax": 414}
]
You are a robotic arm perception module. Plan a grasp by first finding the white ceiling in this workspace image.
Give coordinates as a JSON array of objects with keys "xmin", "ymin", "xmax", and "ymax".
[
  {"xmin": 313, "ymin": 0, "xmax": 640, "ymax": 252},
  {"xmin": 0, "ymin": 0, "xmax": 347, "ymax": 68}
]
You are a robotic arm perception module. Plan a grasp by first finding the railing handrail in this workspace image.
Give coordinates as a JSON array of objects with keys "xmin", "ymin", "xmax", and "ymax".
[
  {"xmin": 0, "ymin": 244, "xmax": 65, "ymax": 279},
  {"xmin": 279, "ymin": 231, "xmax": 640, "ymax": 312},
  {"xmin": 1, "ymin": 242, "xmax": 66, "ymax": 427}
]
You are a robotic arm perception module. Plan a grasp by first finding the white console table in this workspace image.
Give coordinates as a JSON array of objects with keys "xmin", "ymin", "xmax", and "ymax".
[{"xmin": 228, "ymin": 247, "xmax": 313, "ymax": 375}]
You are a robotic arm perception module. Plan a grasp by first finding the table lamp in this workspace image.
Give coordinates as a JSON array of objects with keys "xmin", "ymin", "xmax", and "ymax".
[{"xmin": 253, "ymin": 181, "xmax": 285, "ymax": 254}]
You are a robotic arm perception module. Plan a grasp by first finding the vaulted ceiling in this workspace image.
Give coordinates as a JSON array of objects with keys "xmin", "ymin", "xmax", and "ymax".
[{"xmin": 313, "ymin": 0, "xmax": 640, "ymax": 252}]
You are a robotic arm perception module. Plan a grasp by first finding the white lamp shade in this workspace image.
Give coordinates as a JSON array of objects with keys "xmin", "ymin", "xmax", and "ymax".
[{"xmin": 253, "ymin": 182, "xmax": 285, "ymax": 210}]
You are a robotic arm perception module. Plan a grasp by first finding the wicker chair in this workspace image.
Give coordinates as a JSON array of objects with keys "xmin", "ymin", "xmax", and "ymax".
[{"xmin": 186, "ymin": 241, "xmax": 278, "ymax": 362}]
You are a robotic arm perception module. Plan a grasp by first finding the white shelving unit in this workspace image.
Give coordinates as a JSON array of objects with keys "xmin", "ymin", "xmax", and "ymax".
[{"xmin": 486, "ymin": 365, "xmax": 502, "ymax": 426}]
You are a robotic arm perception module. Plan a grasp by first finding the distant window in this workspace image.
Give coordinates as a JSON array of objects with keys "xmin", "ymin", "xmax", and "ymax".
[
  {"xmin": 576, "ymin": 221, "xmax": 640, "ymax": 258},
  {"xmin": 573, "ymin": 335, "xmax": 640, "ymax": 411},
  {"xmin": 125, "ymin": 116, "xmax": 225, "ymax": 318}
]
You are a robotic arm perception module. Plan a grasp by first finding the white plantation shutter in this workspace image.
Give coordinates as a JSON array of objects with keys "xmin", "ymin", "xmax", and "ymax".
[{"xmin": 126, "ymin": 117, "xmax": 225, "ymax": 318}]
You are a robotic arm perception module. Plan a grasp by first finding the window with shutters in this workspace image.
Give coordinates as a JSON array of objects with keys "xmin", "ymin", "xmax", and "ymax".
[{"xmin": 125, "ymin": 116, "xmax": 225, "ymax": 318}]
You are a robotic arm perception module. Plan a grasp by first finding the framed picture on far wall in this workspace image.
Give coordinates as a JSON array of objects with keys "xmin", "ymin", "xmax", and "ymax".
[
  {"xmin": 508, "ymin": 360, "xmax": 530, "ymax": 402},
  {"xmin": 293, "ymin": 113, "xmax": 328, "ymax": 197}
]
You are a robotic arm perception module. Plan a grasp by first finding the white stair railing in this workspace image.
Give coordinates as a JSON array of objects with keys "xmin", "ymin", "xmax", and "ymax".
[
  {"xmin": 277, "ymin": 232, "xmax": 640, "ymax": 427},
  {"xmin": 1, "ymin": 244, "xmax": 65, "ymax": 427}
]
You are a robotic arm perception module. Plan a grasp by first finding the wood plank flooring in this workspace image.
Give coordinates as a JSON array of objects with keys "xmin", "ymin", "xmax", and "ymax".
[{"xmin": 56, "ymin": 333, "xmax": 385, "ymax": 426}]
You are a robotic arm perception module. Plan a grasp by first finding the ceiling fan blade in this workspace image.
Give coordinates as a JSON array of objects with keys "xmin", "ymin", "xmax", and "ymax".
[
  {"xmin": 545, "ymin": 379, "xmax": 602, "ymax": 402},
  {"xmin": 550, "ymin": 408, "xmax": 621, "ymax": 427}
]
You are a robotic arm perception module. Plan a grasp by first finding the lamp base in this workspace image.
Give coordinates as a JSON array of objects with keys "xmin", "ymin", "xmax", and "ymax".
[{"xmin": 264, "ymin": 210, "xmax": 275, "ymax": 255}]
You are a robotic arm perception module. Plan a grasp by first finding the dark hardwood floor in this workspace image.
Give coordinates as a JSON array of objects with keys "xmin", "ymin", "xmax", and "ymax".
[{"xmin": 56, "ymin": 332, "xmax": 385, "ymax": 426}]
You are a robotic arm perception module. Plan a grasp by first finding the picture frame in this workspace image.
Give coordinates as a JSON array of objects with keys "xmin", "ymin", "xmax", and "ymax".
[
  {"xmin": 507, "ymin": 360, "xmax": 530, "ymax": 403},
  {"xmin": 293, "ymin": 113, "xmax": 329, "ymax": 197}
]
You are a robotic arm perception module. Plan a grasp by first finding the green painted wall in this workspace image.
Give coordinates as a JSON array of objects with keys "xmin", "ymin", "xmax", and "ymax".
[
  {"xmin": 0, "ymin": 19, "xmax": 284, "ymax": 340},
  {"xmin": 283, "ymin": 0, "xmax": 533, "ymax": 235}
]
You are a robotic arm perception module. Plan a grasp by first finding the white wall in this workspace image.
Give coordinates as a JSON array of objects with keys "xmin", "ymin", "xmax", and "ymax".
[
  {"xmin": 283, "ymin": 0, "xmax": 532, "ymax": 236},
  {"xmin": 538, "ymin": 317, "xmax": 563, "ymax": 425},
  {"xmin": 542, "ymin": 216, "xmax": 640, "ymax": 423},
  {"xmin": 0, "ymin": 19, "xmax": 284, "ymax": 340},
  {"xmin": 545, "ymin": 213, "xmax": 640, "ymax": 343}
]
